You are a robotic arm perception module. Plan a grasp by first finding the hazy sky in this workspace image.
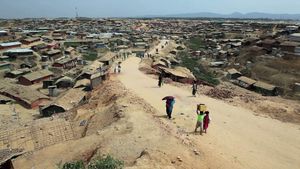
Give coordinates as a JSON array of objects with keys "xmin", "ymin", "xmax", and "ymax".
[{"xmin": 1, "ymin": 0, "xmax": 300, "ymax": 18}]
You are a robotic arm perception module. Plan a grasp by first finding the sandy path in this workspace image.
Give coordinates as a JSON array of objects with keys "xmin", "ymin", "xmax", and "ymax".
[{"xmin": 118, "ymin": 56, "xmax": 300, "ymax": 169}]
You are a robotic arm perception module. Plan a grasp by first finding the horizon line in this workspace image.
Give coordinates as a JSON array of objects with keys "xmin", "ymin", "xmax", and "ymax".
[{"xmin": 1, "ymin": 11, "xmax": 300, "ymax": 20}]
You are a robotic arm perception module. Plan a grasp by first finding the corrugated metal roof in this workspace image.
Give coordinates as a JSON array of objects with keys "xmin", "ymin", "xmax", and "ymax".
[
  {"xmin": 5, "ymin": 48, "xmax": 33, "ymax": 53},
  {"xmin": 290, "ymin": 33, "xmax": 300, "ymax": 37},
  {"xmin": 0, "ymin": 42, "xmax": 21, "ymax": 47}
]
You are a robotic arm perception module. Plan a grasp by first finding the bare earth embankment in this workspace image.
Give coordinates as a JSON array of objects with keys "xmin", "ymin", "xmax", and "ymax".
[
  {"xmin": 13, "ymin": 76, "xmax": 206, "ymax": 169},
  {"xmin": 118, "ymin": 56, "xmax": 300, "ymax": 169}
]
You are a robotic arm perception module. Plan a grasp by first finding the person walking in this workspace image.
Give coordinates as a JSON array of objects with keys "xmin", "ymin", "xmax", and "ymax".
[
  {"xmin": 194, "ymin": 104, "xmax": 206, "ymax": 135},
  {"xmin": 158, "ymin": 73, "xmax": 164, "ymax": 87},
  {"xmin": 118, "ymin": 62, "xmax": 121, "ymax": 73},
  {"xmin": 114, "ymin": 65, "xmax": 118, "ymax": 74},
  {"xmin": 162, "ymin": 96, "xmax": 175, "ymax": 119},
  {"xmin": 203, "ymin": 111, "xmax": 211, "ymax": 134},
  {"xmin": 192, "ymin": 80, "xmax": 198, "ymax": 97}
]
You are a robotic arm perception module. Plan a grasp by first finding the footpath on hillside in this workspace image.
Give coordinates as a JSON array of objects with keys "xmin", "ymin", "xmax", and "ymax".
[{"xmin": 117, "ymin": 55, "xmax": 300, "ymax": 169}]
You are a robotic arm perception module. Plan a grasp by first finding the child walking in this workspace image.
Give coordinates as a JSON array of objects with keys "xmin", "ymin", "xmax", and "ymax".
[
  {"xmin": 203, "ymin": 111, "xmax": 211, "ymax": 134},
  {"xmin": 194, "ymin": 104, "xmax": 206, "ymax": 135}
]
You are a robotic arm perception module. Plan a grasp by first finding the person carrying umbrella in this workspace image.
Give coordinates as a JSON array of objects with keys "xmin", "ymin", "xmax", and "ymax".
[{"xmin": 162, "ymin": 96, "xmax": 175, "ymax": 119}]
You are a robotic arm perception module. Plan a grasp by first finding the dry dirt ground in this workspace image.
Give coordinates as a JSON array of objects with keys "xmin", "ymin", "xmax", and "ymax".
[
  {"xmin": 118, "ymin": 56, "xmax": 300, "ymax": 169},
  {"xmin": 12, "ymin": 76, "xmax": 206, "ymax": 169},
  {"xmin": 0, "ymin": 104, "xmax": 39, "ymax": 130},
  {"xmin": 9, "ymin": 40, "xmax": 300, "ymax": 169},
  {"xmin": 167, "ymin": 80, "xmax": 300, "ymax": 125}
]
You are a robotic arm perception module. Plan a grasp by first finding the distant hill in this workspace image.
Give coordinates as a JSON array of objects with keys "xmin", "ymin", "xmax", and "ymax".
[{"xmin": 144, "ymin": 12, "xmax": 300, "ymax": 20}]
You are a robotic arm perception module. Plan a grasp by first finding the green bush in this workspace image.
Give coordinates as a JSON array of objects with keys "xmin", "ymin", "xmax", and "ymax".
[
  {"xmin": 178, "ymin": 51, "xmax": 220, "ymax": 86},
  {"xmin": 88, "ymin": 155, "xmax": 124, "ymax": 169},
  {"xmin": 58, "ymin": 160, "xmax": 85, "ymax": 169},
  {"xmin": 58, "ymin": 155, "xmax": 124, "ymax": 169},
  {"xmin": 187, "ymin": 37, "xmax": 206, "ymax": 51}
]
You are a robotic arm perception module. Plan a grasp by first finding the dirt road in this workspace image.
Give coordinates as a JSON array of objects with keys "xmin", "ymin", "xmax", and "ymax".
[{"xmin": 118, "ymin": 56, "xmax": 300, "ymax": 169}]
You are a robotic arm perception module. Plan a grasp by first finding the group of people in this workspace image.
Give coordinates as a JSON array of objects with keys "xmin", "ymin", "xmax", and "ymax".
[
  {"xmin": 194, "ymin": 104, "xmax": 210, "ymax": 135},
  {"xmin": 114, "ymin": 62, "xmax": 122, "ymax": 73},
  {"xmin": 162, "ymin": 96, "xmax": 211, "ymax": 135},
  {"xmin": 159, "ymin": 74, "xmax": 210, "ymax": 135}
]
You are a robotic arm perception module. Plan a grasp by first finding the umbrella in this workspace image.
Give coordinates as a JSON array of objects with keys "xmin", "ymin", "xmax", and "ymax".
[{"xmin": 162, "ymin": 96, "xmax": 175, "ymax": 100}]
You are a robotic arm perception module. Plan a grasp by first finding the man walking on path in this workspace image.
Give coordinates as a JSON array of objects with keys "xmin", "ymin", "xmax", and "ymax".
[
  {"xmin": 192, "ymin": 80, "xmax": 198, "ymax": 97},
  {"xmin": 158, "ymin": 73, "xmax": 164, "ymax": 87},
  {"xmin": 118, "ymin": 62, "xmax": 121, "ymax": 73},
  {"xmin": 162, "ymin": 96, "xmax": 175, "ymax": 119}
]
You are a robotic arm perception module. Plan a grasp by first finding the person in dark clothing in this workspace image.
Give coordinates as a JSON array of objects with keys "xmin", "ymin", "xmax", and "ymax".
[
  {"xmin": 162, "ymin": 96, "xmax": 175, "ymax": 119},
  {"xmin": 118, "ymin": 63, "xmax": 121, "ymax": 73},
  {"xmin": 192, "ymin": 80, "xmax": 198, "ymax": 96},
  {"xmin": 158, "ymin": 73, "xmax": 164, "ymax": 87}
]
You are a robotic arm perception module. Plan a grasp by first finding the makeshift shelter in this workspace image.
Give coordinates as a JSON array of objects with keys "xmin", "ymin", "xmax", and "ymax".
[
  {"xmin": 40, "ymin": 88, "xmax": 86, "ymax": 117},
  {"xmin": 90, "ymin": 72, "xmax": 106, "ymax": 89},
  {"xmin": 0, "ymin": 95, "xmax": 13, "ymax": 104},
  {"xmin": 152, "ymin": 60, "xmax": 167, "ymax": 70},
  {"xmin": 99, "ymin": 52, "xmax": 116, "ymax": 66},
  {"xmin": 235, "ymin": 76, "xmax": 257, "ymax": 89},
  {"xmin": 227, "ymin": 68, "xmax": 242, "ymax": 80},
  {"xmin": 55, "ymin": 76, "xmax": 75, "ymax": 88},
  {"xmin": 18, "ymin": 69, "xmax": 53, "ymax": 86},
  {"xmin": 0, "ymin": 149, "xmax": 24, "ymax": 169},
  {"xmin": 77, "ymin": 60, "xmax": 106, "ymax": 82},
  {"xmin": 74, "ymin": 79, "xmax": 91, "ymax": 89},
  {"xmin": 160, "ymin": 67, "xmax": 195, "ymax": 84},
  {"xmin": 52, "ymin": 57, "xmax": 77, "ymax": 69},
  {"xmin": 0, "ymin": 82, "xmax": 50, "ymax": 109},
  {"xmin": 253, "ymin": 81, "xmax": 278, "ymax": 96}
]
